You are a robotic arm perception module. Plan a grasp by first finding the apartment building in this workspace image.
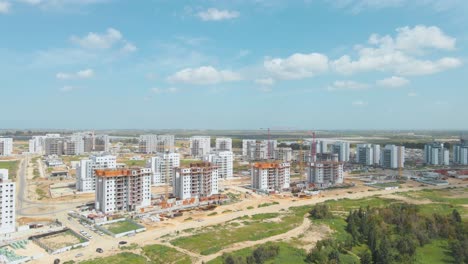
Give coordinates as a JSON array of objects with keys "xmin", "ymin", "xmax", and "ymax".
[
  {"xmin": 29, "ymin": 136, "xmax": 46, "ymax": 154},
  {"xmin": 215, "ymin": 137, "xmax": 232, "ymax": 151},
  {"xmin": 251, "ymin": 162, "xmax": 290, "ymax": 192},
  {"xmin": 242, "ymin": 139, "xmax": 257, "ymax": 160},
  {"xmin": 453, "ymin": 143, "xmax": 468, "ymax": 165},
  {"xmin": 139, "ymin": 134, "xmax": 175, "ymax": 153},
  {"xmin": 44, "ymin": 136, "xmax": 64, "ymax": 156},
  {"xmin": 381, "ymin": 145, "xmax": 405, "ymax": 169},
  {"xmin": 424, "ymin": 142, "xmax": 449, "ymax": 166},
  {"xmin": 173, "ymin": 162, "xmax": 219, "ymax": 200},
  {"xmin": 190, "ymin": 136, "xmax": 211, "ymax": 158},
  {"xmin": 203, "ymin": 151, "xmax": 233, "ymax": 179},
  {"xmin": 307, "ymin": 161, "xmax": 344, "ymax": 188},
  {"xmin": 0, "ymin": 138, "xmax": 13, "ymax": 156},
  {"xmin": 76, "ymin": 155, "xmax": 117, "ymax": 192},
  {"xmin": 95, "ymin": 168, "xmax": 152, "ymax": 213},
  {"xmin": 242, "ymin": 139, "xmax": 277, "ymax": 161},
  {"xmin": 356, "ymin": 144, "xmax": 380, "ymax": 166},
  {"xmin": 331, "ymin": 141, "xmax": 350, "ymax": 162},
  {"xmin": 148, "ymin": 153, "xmax": 180, "ymax": 185},
  {"xmin": 275, "ymin": 147, "xmax": 293, "ymax": 162},
  {"xmin": 0, "ymin": 169, "xmax": 15, "ymax": 234}
]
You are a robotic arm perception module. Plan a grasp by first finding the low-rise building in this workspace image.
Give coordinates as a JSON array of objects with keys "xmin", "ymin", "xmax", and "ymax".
[
  {"xmin": 95, "ymin": 168, "xmax": 152, "ymax": 213},
  {"xmin": 173, "ymin": 162, "xmax": 219, "ymax": 200},
  {"xmin": 251, "ymin": 162, "xmax": 290, "ymax": 192}
]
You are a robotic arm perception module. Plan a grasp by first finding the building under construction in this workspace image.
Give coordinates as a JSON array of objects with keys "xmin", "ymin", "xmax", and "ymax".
[
  {"xmin": 251, "ymin": 162, "xmax": 290, "ymax": 192},
  {"xmin": 95, "ymin": 168, "xmax": 152, "ymax": 214},
  {"xmin": 173, "ymin": 162, "xmax": 219, "ymax": 200},
  {"xmin": 307, "ymin": 160, "xmax": 344, "ymax": 189}
]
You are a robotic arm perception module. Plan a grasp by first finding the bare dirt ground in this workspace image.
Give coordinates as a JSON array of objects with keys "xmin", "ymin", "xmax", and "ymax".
[{"xmin": 37, "ymin": 231, "xmax": 82, "ymax": 250}]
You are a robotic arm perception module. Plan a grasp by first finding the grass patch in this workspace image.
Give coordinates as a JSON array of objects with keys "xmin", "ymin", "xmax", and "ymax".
[
  {"xmin": 222, "ymin": 210, "xmax": 233, "ymax": 214},
  {"xmin": 102, "ymin": 220, "xmax": 141, "ymax": 234},
  {"xmin": 0, "ymin": 160, "xmax": 19, "ymax": 179},
  {"xmin": 415, "ymin": 240, "xmax": 454, "ymax": 264},
  {"xmin": 247, "ymin": 206, "xmax": 254, "ymax": 210},
  {"xmin": 122, "ymin": 160, "xmax": 147, "ymax": 167},
  {"xmin": 142, "ymin": 244, "xmax": 191, "ymax": 264},
  {"xmin": 119, "ymin": 243, "xmax": 139, "ymax": 250},
  {"xmin": 35, "ymin": 188, "xmax": 47, "ymax": 200},
  {"xmin": 180, "ymin": 159, "xmax": 199, "ymax": 166},
  {"xmin": 207, "ymin": 212, "xmax": 218, "ymax": 216},
  {"xmin": 170, "ymin": 207, "xmax": 308, "ymax": 255},
  {"xmin": 258, "ymin": 201, "xmax": 280, "ymax": 208},
  {"xmin": 81, "ymin": 252, "xmax": 147, "ymax": 264}
]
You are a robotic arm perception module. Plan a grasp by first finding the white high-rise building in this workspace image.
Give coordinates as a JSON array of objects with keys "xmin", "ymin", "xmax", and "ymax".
[
  {"xmin": 424, "ymin": 142, "xmax": 449, "ymax": 166},
  {"xmin": 356, "ymin": 144, "xmax": 374, "ymax": 165},
  {"xmin": 190, "ymin": 136, "xmax": 211, "ymax": 158},
  {"xmin": 148, "ymin": 153, "xmax": 180, "ymax": 185},
  {"xmin": 307, "ymin": 161, "xmax": 344, "ymax": 188},
  {"xmin": 173, "ymin": 162, "xmax": 219, "ymax": 200},
  {"xmin": 76, "ymin": 155, "xmax": 117, "ymax": 192},
  {"xmin": 139, "ymin": 134, "xmax": 175, "ymax": 153},
  {"xmin": 332, "ymin": 141, "xmax": 350, "ymax": 162},
  {"xmin": 260, "ymin": 140, "xmax": 277, "ymax": 160},
  {"xmin": 453, "ymin": 144, "xmax": 468, "ymax": 165},
  {"xmin": 242, "ymin": 140, "xmax": 257, "ymax": 160},
  {"xmin": 204, "ymin": 151, "xmax": 233, "ymax": 179},
  {"xmin": 0, "ymin": 138, "xmax": 13, "ymax": 156},
  {"xmin": 251, "ymin": 162, "xmax": 290, "ymax": 192},
  {"xmin": 0, "ymin": 169, "xmax": 15, "ymax": 234},
  {"xmin": 95, "ymin": 168, "xmax": 152, "ymax": 213},
  {"xmin": 373, "ymin": 145, "xmax": 381, "ymax": 165},
  {"xmin": 215, "ymin": 138, "xmax": 232, "ymax": 151},
  {"xmin": 29, "ymin": 136, "xmax": 46, "ymax": 154},
  {"xmin": 275, "ymin": 147, "xmax": 293, "ymax": 162},
  {"xmin": 381, "ymin": 145, "xmax": 405, "ymax": 169}
]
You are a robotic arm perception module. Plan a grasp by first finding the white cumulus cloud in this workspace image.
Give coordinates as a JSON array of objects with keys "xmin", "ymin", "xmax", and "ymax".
[
  {"xmin": 0, "ymin": 1, "xmax": 11, "ymax": 13},
  {"xmin": 255, "ymin": 78, "xmax": 275, "ymax": 86},
  {"xmin": 70, "ymin": 28, "xmax": 123, "ymax": 49},
  {"xmin": 56, "ymin": 69, "xmax": 94, "ymax": 79},
  {"xmin": 197, "ymin": 8, "xmax": 239, "ymax": 21},
  {"xmin": 376, "ymin": 76, "xmax": 409, "ymax": 87},
  {"xmin": 328, "ymin": 80, "xmax": 369, "ymax": 91},
  {"xmin": 332, "ymin": 25, "xmax": 461, "ymax": 76},
  {"xmin": 168, "ymin": 66, "xmax": 242, "ymax": 85},
  {"xmin": 264, "ymin": 53, "xmax": 329, "ymax": 80}
]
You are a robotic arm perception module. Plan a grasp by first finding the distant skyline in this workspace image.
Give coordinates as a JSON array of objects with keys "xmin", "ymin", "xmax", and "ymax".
[{"xmin": 1, "ymin": 0, "xmax": 468, "ymax": 130}]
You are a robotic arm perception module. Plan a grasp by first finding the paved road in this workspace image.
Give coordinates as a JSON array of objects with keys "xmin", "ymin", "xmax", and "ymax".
[{"xmin": 16, "ymin": 155, "xmax": 90, "ymax": 217}]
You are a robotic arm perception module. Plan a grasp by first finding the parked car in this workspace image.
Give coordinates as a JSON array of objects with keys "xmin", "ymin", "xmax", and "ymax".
[
  {"xmin": 96, "ymin": 248, "xmax": 103, "ymax": 253},
  {"xmin": 118, "ymin": 241, "xmax": 128, "ymax": 245},
  {"xmin": 75, "ymin": 253, "xmax": 83, "ymax": 258}
]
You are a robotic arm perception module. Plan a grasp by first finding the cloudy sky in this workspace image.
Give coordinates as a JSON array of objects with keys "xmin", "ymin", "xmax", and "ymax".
[{"xmin": 1, "ymin": 0, "xmax": 467, "ymax": 130}]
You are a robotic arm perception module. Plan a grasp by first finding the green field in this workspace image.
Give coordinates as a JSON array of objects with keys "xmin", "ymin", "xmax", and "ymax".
[
  {"xmin": 102, "ymin": 220, "xmax": 142, "ymax": 234},
  {"xmin": 207, "ymin": 242, "xmax": 308, "ymax": 264},
  {"xmin": 0, "ymin": 160, "xmax": 19, "ymax": 179},
  {"xmin": 415, "ymin": 240, "xmax": 454, "ymax": 264},
  {"xmin": 122, "ymin": 160, "xmax": 147, "ymax": 167},
  {"xmin": 170, "ymin": 208, "xmax": 308, "ymax": 255},
  {"xmin": 142, "ymin": 244, "xmax": 191, "ymax": 264},
  {"xmin": 81, "ymin": 252, "xmax": 147, "ymax": 264}
]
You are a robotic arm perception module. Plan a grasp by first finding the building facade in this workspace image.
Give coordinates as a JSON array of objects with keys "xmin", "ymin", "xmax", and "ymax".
[
  {"xmin": 173, "ymin": 162, "xmax": 219, "ymax": 200},
  {"xmin": 148, "ymin": 153, "xmax": 180, "ymax": 185},
  {"xmin": 275, "ymin": 147, "xmax": 293, "ymax": 162},
  {"xmin": 0, "ymin": 169, "xmax": 15, "ymax": 234},
  {"xmin": 203, "ymin": 151, "xmax": 233, "ymax": 179},
  {"xmin": 251, "ymin": 162, "xmax": 290, "ymax": 192},
  {"xmin": 95, "ymin": 168, "xmax": 152, "ymax": 213},
  {"xmin": 76, "ymin": 155, "xmax": 117, "ymax": 192},
  {"xmin": 424, "ymin": 142, "xmax": 449, "ymax": 166},
  {"xmin": 453, "ymin": 143, "xmax": 468, "ymax": 165},
  {"xmin": 307, "ymin": 161, "xmax": 344, "ymax": 188},
  {"xmin": 381, "ymin": 145, "xmax": 405, "ymax": 169},
  {"xmin": 215, "ymin": 137, "xmax": 232, "ymax": 151},
  {"xmin": 190, "ymin": 136, "xmax": 211, "ymax": 158},
  {"xmin": 331, "ymin": 141, "xmax": 350, "ymax": 162},
  {"xmin": 0, "ymin": 138, "xmax": 13, "ymax": 156}
]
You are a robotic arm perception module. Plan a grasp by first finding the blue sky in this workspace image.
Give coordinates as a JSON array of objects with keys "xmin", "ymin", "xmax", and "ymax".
[{"xmin": 1, "ymin": 0, "xmax": 467, "ymax": 130}]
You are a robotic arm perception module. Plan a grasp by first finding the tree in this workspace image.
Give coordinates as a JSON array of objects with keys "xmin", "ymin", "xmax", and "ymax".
[
  {"xmin": 452, "ymin": 209, "xmax": 462, "ymax": 223},
  {"xmin": 310, "ymin": 204, "xmax": 332, "ymax": 219},
  {"xmin": 359, "ymin": 250, "xmax": 372, "ymax": 264}
]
